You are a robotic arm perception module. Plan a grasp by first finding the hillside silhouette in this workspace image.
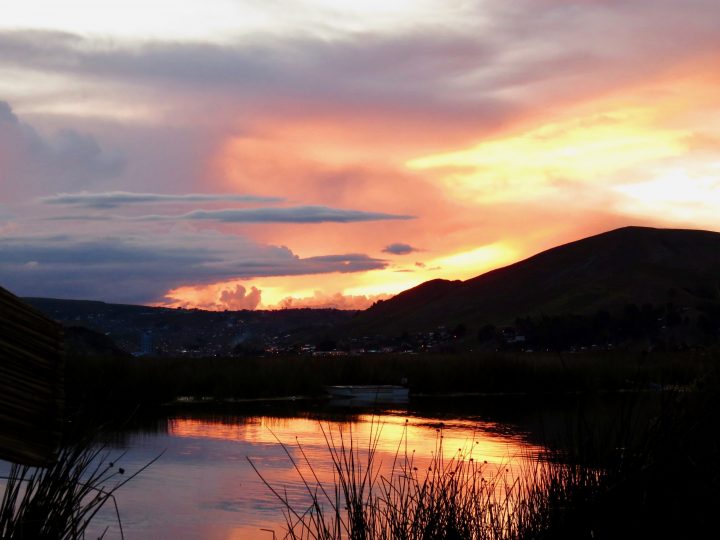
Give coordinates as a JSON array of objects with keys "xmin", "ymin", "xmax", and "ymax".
[{"xmin": 351, "ymin": 226, "xmax": 720, "ymax": 336}]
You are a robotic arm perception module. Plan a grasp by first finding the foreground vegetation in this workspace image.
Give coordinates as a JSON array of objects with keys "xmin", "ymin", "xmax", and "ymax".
[
  {"xmin": 251, "ymin": 422, "xmax": 607, "ymax": 540},
  {"xmin": 252, "ymin": 368, "xmax": 720, "ymax": 539},
  {"xmin": 0, "ymin": 440, "xmax": 159, "ymax": 539}
]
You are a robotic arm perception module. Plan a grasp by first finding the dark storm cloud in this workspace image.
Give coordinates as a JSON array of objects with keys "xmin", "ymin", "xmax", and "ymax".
[
  {"xmin": 163, "ymin": 206, "xmax": 415, "ymax": 223},
  {"xmin": 0, "ymin": 234, "xmax": 387, "ymax": 303},
  {"xmin": 0, "ymin": 29, "xmax": 490, "ymax": 95},
  {"xmin": 382, "ymin": 243, "xmax": 418, "ymax": 255},
  {"xmin": 41, "ymin": 191, "xmax": 282, "ymax": 208},
  {"xmin": 299, "ymin": 254, "xmax": 389, "ymax": 273},
  {"xmin": 0, "ymin": 28, "xmax": 512, "ymax": 128},
  {"xmin": 0, "ymin": 101, "xmax": 124, "ymax": 198},
  {"xmin": 50, "ymin": 206, "xmax": 415, "ymax": 223}
]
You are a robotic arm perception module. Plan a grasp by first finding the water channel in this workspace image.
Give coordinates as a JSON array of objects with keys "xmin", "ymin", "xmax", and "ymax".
[{"xmin": 5, "ymin": 394, "xmax": 651, "ymax": 539}]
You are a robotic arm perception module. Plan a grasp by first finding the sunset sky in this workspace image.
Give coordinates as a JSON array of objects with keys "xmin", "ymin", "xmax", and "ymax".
[{"xmin": 1, "ymin": 0, "xmax": 719, "ymax": 309}]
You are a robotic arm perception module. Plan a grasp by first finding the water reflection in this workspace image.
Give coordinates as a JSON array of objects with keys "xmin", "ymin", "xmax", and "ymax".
[
  {"xmin": 2, "ymin": 394, "xmax": 657, "ymax": 539},
  {"xmin": 82, "ymin": 405, "xmax": 546, "ymax": 540},
  {"xmin": 169, "ymin": 414, "xmax": 538, "ymax": 465}
]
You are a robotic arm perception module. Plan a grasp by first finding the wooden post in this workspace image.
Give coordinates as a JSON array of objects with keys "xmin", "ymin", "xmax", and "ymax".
[{"xmin": 0, "ymin": 286, "xmax": 64, "ymax": 466}]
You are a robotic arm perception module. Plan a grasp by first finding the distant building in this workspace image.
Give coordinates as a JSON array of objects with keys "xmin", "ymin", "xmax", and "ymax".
[
  {"xmin": 142, "ymin": 331, "xmax": 153, "ymax": 354},
  {"xmin": 133, "ymin": 330, "xmax": 154, "ymax": 356}
]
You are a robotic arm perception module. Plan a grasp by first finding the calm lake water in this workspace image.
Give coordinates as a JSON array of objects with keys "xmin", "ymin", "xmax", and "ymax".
[{"xmin": 3, "ymin": 395, "xmax": 649, "ymax": 539}]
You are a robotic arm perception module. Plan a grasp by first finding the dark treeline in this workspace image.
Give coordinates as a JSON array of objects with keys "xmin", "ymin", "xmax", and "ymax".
[
  {"xmin": 66, "ymin": 350, "xmax": 714, "ymax": 416},
  {"xmin": 476, "ymin": 302, "xmax": 720, "ymax": 352}
]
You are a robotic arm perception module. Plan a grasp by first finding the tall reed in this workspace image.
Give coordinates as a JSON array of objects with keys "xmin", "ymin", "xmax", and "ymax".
[
  {"xmin": 250, "ymin": 422, "xmax": 607, "ymax": 540},
  {"xmin": 0, "ymin": 441, "xmax": 161, "ymax": 540}
]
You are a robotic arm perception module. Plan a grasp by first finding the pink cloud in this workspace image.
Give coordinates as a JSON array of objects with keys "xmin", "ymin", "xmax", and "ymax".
[
  {"xmin": 275, "ymin": 291, "xmax": 392, "ymax": 310},
  {"xmin": 218, "ymin": 284, "xmax": 262, "ymax": 310}
]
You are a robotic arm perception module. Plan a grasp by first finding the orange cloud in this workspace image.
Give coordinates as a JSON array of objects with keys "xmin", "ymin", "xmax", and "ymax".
[
  {"xmin": 161, "ymin": 279, "xmax": 392, "ymax": 311},
  {"xmin": 274, "ymin": 291, "xmax": 391, "ymax": 310},
  {"xmin": 163, "ymin": 61, "xmax": 720, "ymax": 310},
  {"xmin": 160, "ymin": 240, "xmax": 521, "ymax": 311},
  {"xmin": 218, "ymin": 284, "xmax": 262, "ymax": 310}
]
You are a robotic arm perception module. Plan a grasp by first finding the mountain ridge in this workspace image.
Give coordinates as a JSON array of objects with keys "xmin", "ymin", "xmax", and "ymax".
[{"xmin": 351, "ymin": 226, "xmax": 720, "ymax": 335}]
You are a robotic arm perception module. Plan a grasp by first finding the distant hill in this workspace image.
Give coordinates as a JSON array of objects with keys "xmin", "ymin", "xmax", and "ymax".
[
  {"xmin": 63, "ymin": 326, "xmax": 131, "ymax": 358},
  {"xmin": 20, "ymin": 226, "xmax": 720, "ymax": 353},
  {"xmin": 24, "ymin": 298, "xmax": 356, "ymax": 356},
  {"xmin": 351, "ymin": 227, "xmax": 720, "ymax": 336}
]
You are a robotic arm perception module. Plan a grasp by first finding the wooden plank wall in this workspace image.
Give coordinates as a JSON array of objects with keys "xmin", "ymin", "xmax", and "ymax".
[{"xmin": 0, "ymin": 286, "xmax": 64, "ymax": 466}]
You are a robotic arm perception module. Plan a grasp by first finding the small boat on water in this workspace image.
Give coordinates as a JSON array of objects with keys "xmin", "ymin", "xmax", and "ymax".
[{"xmin": 325, "ymin": 385, "xmax": 409, "ymax": 402}]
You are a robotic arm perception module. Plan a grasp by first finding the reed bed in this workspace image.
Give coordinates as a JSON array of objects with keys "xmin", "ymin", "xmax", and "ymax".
[
  {"xmin": 0, "ymin": 442, "xmax": 161, "ymax": 540},
  {"xmin": 66, "ymin": 349, "xmax": 711, "ymax": 413},
  {"xmin": 250, "ymin": 422, "xmax": 607, "ymax": 540}
]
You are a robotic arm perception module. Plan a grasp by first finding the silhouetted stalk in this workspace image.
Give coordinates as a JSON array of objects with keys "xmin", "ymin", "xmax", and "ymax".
[
  {"xmin": 251, "ymin": 423, "xmax": 608, "ymax": 540},
  {"xmin": 0, "ymin": 440, "xmax": 163, "ymax": 540}
]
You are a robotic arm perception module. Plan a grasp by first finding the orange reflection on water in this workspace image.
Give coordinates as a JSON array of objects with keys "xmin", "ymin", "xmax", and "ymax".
[
  {"xmin": 169, "ymin": 413, "xmax": 542, "ymax": 469},
  {"xmin": 161, "ymin": 412, "xmax": 550, "ymax": 539},
  {"xmin": 170, "ymin": 416, "xmax": 342, "ymax": 445}
]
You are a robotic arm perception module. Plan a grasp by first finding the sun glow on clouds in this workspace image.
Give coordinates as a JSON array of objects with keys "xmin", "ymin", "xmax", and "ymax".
[
  {"xmin": 407, "ymin": 106, "xmax": 689, "ymax": 204},
  {"xmin": 161, "ymin": 242, "xmax": 517, "ymax": 311},
  {"xmin": 162, "ymin": 278, "xmax": 390, "ymax": 311},
  {"xmin": 78, "ymin": 70, "xmax": 720, "ymax": 309},
  {"xmin": 613, "ymin": 165, "xmax": 720, "ymax": 225},
  {"xmin": 342, "ymin": 243, "xmax": 518, "ymax": 298}
]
